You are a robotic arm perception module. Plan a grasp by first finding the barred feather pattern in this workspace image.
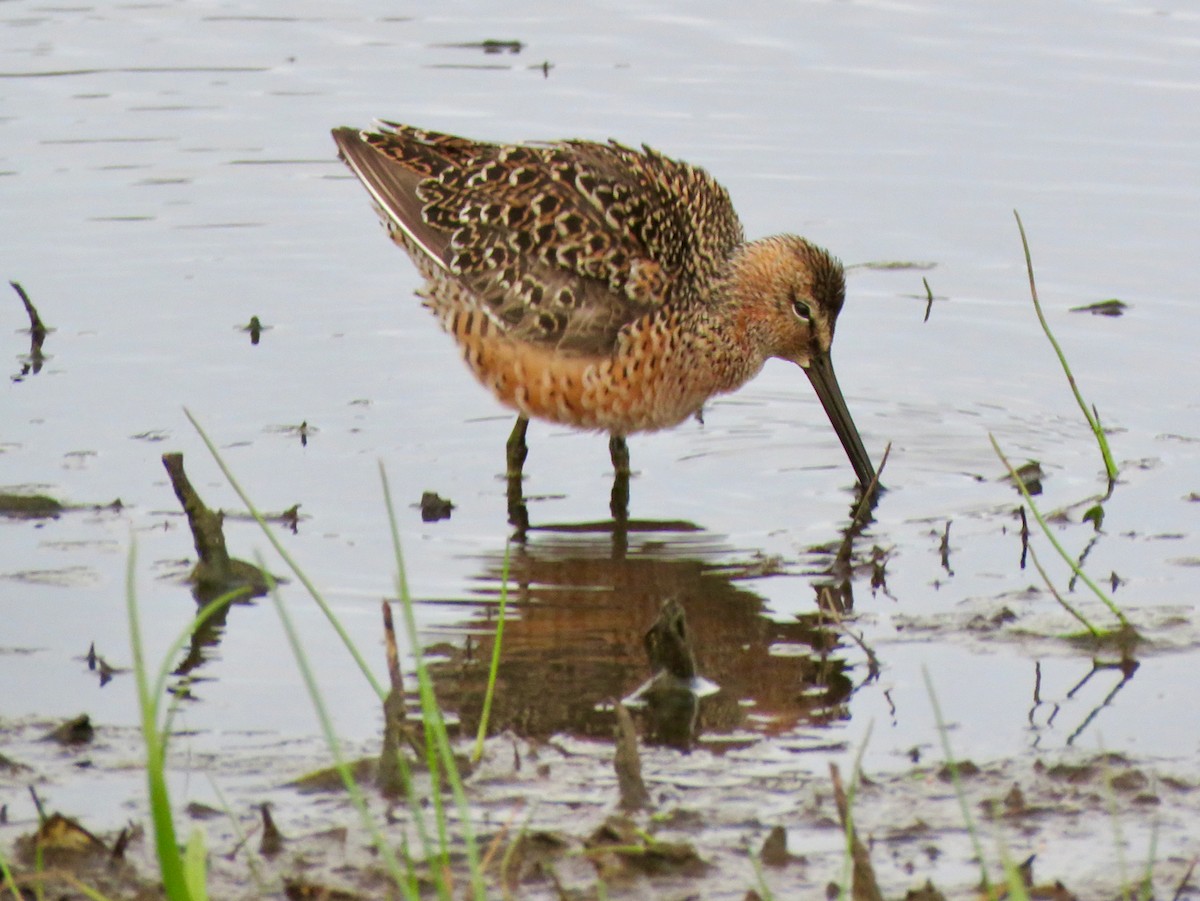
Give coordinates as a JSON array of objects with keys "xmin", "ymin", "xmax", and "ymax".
[{"xmin": 333, "ymin": 121, "xmax": 848, "ymax": 437}]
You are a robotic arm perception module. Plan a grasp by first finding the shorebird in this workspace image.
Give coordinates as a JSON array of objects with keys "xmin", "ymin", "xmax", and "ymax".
[{"xmin": 332, "ymin": 121, "xmax": 876, "ymax": 499}]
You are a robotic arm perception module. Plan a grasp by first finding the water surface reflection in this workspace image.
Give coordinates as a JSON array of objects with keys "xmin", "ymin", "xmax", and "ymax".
[{"xmin": 427, "ymin": 514, "xmax": 877, "ymax": 752}]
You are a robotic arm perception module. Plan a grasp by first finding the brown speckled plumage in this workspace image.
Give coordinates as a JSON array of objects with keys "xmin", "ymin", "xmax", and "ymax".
[{"xmin": 332, "ymin": 121, "xmax": 875, "ymax": 487}]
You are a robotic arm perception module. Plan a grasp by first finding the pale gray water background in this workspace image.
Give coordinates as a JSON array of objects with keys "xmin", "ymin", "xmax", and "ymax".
[{"xmin": 3, "ymin": 0, "xmax": 1200, "ymax": 889}]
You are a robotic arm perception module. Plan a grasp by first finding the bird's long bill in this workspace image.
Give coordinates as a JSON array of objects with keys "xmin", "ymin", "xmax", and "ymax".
[{"xmin": 804, "ymin": 352, "xmax": 876, "ymax": 490}]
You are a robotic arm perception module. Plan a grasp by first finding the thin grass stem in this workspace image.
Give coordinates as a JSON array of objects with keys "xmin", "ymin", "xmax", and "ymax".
[
  {"xmin": 473, "ymin": 542, "xmax": 510, "ymax": 763},
  {"xmin": 1013, "ymin": 210, "xmax": 1118, "ymax": 484},
  {"xmin": 0, "ymin": 851, "xmax": 22, "ymax": 901},
  {"xmin": 1027, "ymin": 542, "xmax": 1100, "ymax": 637},
  {"xmin": 380, "ymin": 463, "xmax": 487, "ymax": 901},
  {"xmin": 923, "ymin": 667, "xmax": 992, "ymax": 897},
  {"xmin": 1138, "ymin": 817, "xmax": 1159, "ymax": 901},
  {"xmin": 749, "ymin": 851, "xmax": 775, "ymax": 901},
  {"xmin": 990, "ymin": 434, "xmax": 1130, "ymax": 630},
  {"xmin": 185, "ymin": 408, "xmax": 386, "ymax": 700},
  {"xmin": 125, "ymin": 541, "xmax": 191, "ymax": 901},
  {"xmin": 262, "ymin": 559, "xmax": 418, "ymax": 901}
]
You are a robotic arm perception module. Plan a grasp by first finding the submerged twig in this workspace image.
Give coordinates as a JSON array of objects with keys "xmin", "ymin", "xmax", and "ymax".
[
  {"xmin": 1013, "ymin": 210, "xmax": 1118, "ymax": 487},
  {"xmin": 10, "ymin": 281, "xmax": 49, "ymax": 379},
  {"xmin": 921, "ymin": 276, "xmax": 935, "ymax": 323},
  {"xmin": 10, "ymin": 281, "xmax": 48, "ymax": 343}
]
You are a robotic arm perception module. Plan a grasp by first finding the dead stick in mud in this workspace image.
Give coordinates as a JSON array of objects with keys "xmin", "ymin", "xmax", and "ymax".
[
  {"xmin": 614, "ymin": 704, "xmax": 650, "ymax": 811},
  {"xmin": 377, "ymin": 601, "xmax": 410, "ymax": 797},
  {"xmin": 829, "ymin": 763, "xmax": 884, "ymax": 901},
  {"xmin": 163, "ymin": 453, "xmax": 234, "ymax": 581},
  {"xmin": 161, "ymin": 452, "xmax": 265, "ymax": 596}
]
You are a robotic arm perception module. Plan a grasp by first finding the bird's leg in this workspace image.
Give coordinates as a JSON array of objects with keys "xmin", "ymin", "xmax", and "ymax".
[
  {"xmin": 608, "ymin": 434, "xmax": 630, "ymax": 530},
  {"xmin": 507, "ymin": 416, "xmax": 530, "ymax": 479},
  {"xmin": 507, "ymin": 479, "xmax": 529, "ymax": 538},
  {"xmin": 608, "ymin": 435, "xmax": 630, "ymax": 477},
  {"xmin": 506, "ymin": 416, "xmax": 530, "ymax": 538},
  {"xmin": 609, "ymin": 471, "xmax": 630, "ymax": 529}
]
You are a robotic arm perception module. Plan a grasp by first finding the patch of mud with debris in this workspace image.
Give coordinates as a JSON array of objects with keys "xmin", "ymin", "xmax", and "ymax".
[{"xmin": 3, "ymin": 716, "xmax": 1199, "ymax": 899}]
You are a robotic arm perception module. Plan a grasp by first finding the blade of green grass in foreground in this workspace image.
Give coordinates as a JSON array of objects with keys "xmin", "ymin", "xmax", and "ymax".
[
  {"xmin": 184, "ymin": 407, "xmax": 387, "ymax": 701},
  {"xmin": 126, "ymin": 541, "xmax": 190, "ymax": 900},
  {"xmin": 261, "ymin": 558, "xmax": 420, "ymax": 901},
  {"xmin": 923, "ymin": 667, "xmax": 1007, "ymax": 900},
  {"xmin": 0, "ymin": 851, "xmax": 22, "ymax": 900},
  {"xmin": 380, "ymin": 464, "xmax": 487, "ymax": 901},
  {"xmin": 836, "ymin": 723, "xmax": 874, "ymax": 901},
  {"xmin": 127, "ymin": 539, "xmax": 245, "ymax": 901},
  {"xmin": 473, "ymin": 541, "xmax": 509, "ymax": 764},
  {"xmin": 1013, "ymin": 210, "xmax": 1119, "ymax": 487},
  {"xmin": 188, "ymin": 414, "xmax": 448, "ymax": 872}
]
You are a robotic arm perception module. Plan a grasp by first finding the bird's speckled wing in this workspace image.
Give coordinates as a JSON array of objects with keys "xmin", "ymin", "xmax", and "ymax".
[{"xmin": 332, "ymin": 122, "xmax": 745, "ymax": 355}]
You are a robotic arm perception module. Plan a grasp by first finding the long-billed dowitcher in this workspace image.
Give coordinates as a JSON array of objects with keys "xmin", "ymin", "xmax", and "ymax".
[{"xmin": 331, "ymin": 121, "xmax": 876, "ymax": 498}]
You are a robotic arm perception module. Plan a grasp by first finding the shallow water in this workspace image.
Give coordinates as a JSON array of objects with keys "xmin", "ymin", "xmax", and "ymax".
[{"xmin": 3, "ymin": 0, "xmax": 1200, "ymax": 894}]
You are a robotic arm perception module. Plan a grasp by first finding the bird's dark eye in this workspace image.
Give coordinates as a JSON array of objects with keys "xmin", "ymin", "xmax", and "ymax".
[{"xmin": 791, "ymin": 297, "xmax": 812, "ymax": 321}]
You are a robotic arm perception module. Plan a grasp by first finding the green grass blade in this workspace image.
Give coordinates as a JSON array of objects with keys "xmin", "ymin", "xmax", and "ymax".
[
  {"xmin": 125, "ymin": 541, "xmax": 192, "ymax": 901},
  {"xmin": 185, "ymin": 408, "xmax": 387, "ymax": 700},
  {"xmin": 1027, "ymin": 541, "xmax": 1100, "ymax": 637},
  {"xmin": 380, "ymin": 463, "xmax": 487, "ymax": 901},
  {"xmin": 472, "ymin": 541, "xmax": 509, "ymax": 764},
  {"xmin": 836, "ymin": 723, "xmax": 873, "ymax": 900},
  {"xmin": 183, "ymin": 828, "xmax": 208, "ymax": 901},
  {"xmin": 185, "ymin": 415, "xmax": 444, "ymax": 879},
  {"xmin": 0, "ymin": 848, "xmax": 22, "ymax": 901},
  {"xmin": 1137, "ymin": 815, "xmax": 1159, "ymax": 901},
  {"xmin": 990, "ymin": 433, "xmax": 1131, "ymax": 630},
  {"xmin": 263, "ymin": 560, "xmax": 418, "ymax": 901},
  {"xmin": 748, "ymin": 850, "xmax": 775, "ymax": 901},
  {"xmin": 1013, "ymin": 210, "xmax": 1119, "ymax": 484},
  {"xmin": 923, "ymin": 667, "xmax": 993, "ymax": 897},
  {"xmin": 153, "ymin": 589, "xmax": 242, "ymax": 748}
]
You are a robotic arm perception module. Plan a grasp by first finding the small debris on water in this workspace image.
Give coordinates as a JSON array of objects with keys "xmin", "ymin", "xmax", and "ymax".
[
  {"xmin": 419, "ymin": 491, "xmax": 454, "ymax": 522},
  {"xmin": 1003, "ymin": 460, "xmax": 1044, "ymax": 495},
  {"xmin": 258, "ymin": 803, "xmax": 285, "ymax": 857},
  {"xmin": 239, "ymin": 314, "xmax": 268, "ymax": 344},
  {"xmin": 1070, "ymin": 298, "xmax": 1128, "ymax": 317},
  {"xmin": 42, "ymin": 714, "xmax": 94, "ymax": 745},
  {"xmin": 161, "ymin": 452, "xmax": 272, "ymax": 600},
  {"xmin": 0, "ymin": 492, "xmax": 63, "ymax": 519},
  {"xmin": 436, "ymin": 39, "xmax": 524, "ymax": 54},
  {"xmin": 758, "ymin": 825, "xmax": 792, "ymax": 867},
  {"xmin": 9, "ymin": 280, "xmax": 50, "ymax": 381}
]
